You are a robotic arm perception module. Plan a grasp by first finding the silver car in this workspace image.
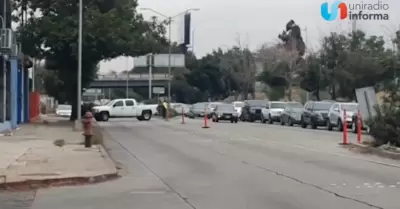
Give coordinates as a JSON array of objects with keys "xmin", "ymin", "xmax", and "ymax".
[
  {"xmin": 261, "ymin": 101, "xmax": 287, "ymax": 124},
  {"xmin": 327, "ymin": 102, "xmax": 358, "ymax": 131}
]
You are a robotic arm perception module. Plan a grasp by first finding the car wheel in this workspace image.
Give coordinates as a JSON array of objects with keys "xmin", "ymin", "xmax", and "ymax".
[
  {"xmin": 230, "ymin": 120, "xmax": 234, "ymax": 123},
  {"xmin": 301, "ymin": 118, "xmax": 307, "ymax": 128},
  {"xmin": 261, "ymin": 115, "xmax": 267, "ymax": 123},
  {"xmin": 288, "ymin": 118, "xmax": 293, "ymax": 126},
  {"xmin": 142, "ymin": 110, "xmax": 152, "ymax": 121},
  {"xmin": 235, "ymin": 119, "xmax": 238, "ymax": 123},
  {"xmin": 337, "ymin": 119, "xmax": 343, "ymax": 132},
  {"xmin": 268, "ymin": 114, "xmax": 273, "ymax": 124},
  {"xmin": 101, "ymin": 112, "xmax": 109, "ymax": 121},
  {"xmin": 327, "ymin": 120, "xmax": 333, "ymax": 131},
  {"xmin": 280, "ymin": 117, "xmax": 285, "ymax": 126},
  {"xmin": 311, "ymin": 121, "xmax": 317, "ymax": 129}
]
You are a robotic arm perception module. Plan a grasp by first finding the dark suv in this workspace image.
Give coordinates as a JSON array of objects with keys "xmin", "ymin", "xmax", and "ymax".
[
  {"xmin": 240, "ymin": 100, "xmax": 268, "ymax": 122},
  {"xmin": 301, "ymin": 101, "xmax": 334, "ymax": 129}
]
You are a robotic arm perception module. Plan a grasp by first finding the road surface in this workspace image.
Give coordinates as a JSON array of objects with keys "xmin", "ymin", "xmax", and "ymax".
[{"xmin": 4, "ymin": 118, "xmax": 400, "ymax": 209}]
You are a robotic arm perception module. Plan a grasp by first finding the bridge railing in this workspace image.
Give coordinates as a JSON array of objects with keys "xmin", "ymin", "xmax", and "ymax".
[{"xmin": 97, "ymin": 73, "xmax": 171, "ymax": 80}]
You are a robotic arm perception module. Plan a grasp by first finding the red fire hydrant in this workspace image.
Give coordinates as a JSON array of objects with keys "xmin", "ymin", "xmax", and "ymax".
[{"xmin": 82, "ymin": 111, "xmax": 93, "ymax": 148}]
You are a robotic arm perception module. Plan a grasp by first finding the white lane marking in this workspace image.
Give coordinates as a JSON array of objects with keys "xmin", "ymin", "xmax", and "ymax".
[
  {"xmin": 356, "ymin": 186, "xmax": 361, "ymax": 188},
  {"xmin": 389, "ymin": 185, "xmax": 396, "ymax": 188},
  {"xmin": 375, "ymin": 182, "xmax": 382, "ymax": 185},
  {"xmin": 377, "ymin": 185, "xmax": 385, "ymax": 188},
  {"xmin": 364, "ymin": 183, "xmax": 370, "ymax": 186},
  {"xmin": 342, "ymin": 183, "xmax": 347, "ymax": 186},
  {"xmin": 367, "ymin": 185, "xmax": 373, "ymax": 188},
  {"xmin": 397, "ymin": 182, "xmax": 400, "ymax": 185},
  {"xmin": 330, "ymin": 184, "xmax": 337, "ymax": 186}
]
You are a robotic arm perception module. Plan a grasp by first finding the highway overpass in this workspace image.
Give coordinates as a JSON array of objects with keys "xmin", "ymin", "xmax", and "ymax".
[{"xmin": 88, "ymin": 73, "xmax": 170, "ymax": 88}]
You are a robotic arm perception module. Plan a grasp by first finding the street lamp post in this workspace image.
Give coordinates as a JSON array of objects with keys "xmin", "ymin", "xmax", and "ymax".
[{"xmin": 140, "ymin": 8, "xmax": 199, "ymax": 102}]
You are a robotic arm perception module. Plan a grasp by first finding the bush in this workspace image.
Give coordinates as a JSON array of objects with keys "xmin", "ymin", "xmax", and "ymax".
[
  {"xmin": 367, "ymin": 83, "xmax": 400, "ymax": 147},
  {"xmin": 367, "ymin": 104, "xmax": 400, "ymax": 147}
]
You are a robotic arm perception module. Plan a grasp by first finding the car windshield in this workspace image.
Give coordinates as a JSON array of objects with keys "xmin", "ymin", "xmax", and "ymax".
[
  {"xmin": 217, "ymin": 105, "xmax": 235, "ymax": 111},
  {"xmin": 341, "ymin": 104, "xmax": 358, "ymax": 111},
  {"xmin": 247, "ymin": 100, "xmax": 267, "ymax": 107},
  {"xmin": 57, "ymin": 105, "xmax": 71, "ymax": 110},
  {"xmin": 287, "ymin": 102, "xmax": 303, "ymax": 108},
  {"xmin": 233, "ymin": 102, "xmax": 244, "ymax": 108},
  {"xmin": 270, "ymin": 102, "xmax": 286, "ymax": 109},
  {"xmin": 314, "ymin": 102, "xmax": 333, "ymax": 110}
]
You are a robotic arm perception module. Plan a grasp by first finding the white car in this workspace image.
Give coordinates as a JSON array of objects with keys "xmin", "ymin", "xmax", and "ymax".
[
  {"xmin": 92, "ymin": 98, "xmax": 153, "ymax": 121},
  {"xmin": 261, "ymin": 101, "xmax": 287, "ymax": 124},
  {"xmin": 56, "ymin": 104, "xmax": 72, "ymax": 117},
  {"xmin": 232, "ymin": 101, "xmax": 244, "ymax": 116},
  {"xmin": 327, "ymin": 102, "xmax": 358, "ymax": 131}
]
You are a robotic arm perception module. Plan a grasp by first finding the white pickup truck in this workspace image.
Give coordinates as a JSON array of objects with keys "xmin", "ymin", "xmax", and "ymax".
[{"xmin": 92, "ymin": 98, "xmax": 153, "ymax": 121}]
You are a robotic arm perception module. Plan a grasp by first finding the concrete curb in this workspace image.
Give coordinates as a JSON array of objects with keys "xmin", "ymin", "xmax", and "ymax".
[
  {"xmin": 0, "ymin": 172, "xmax": 119, "ymax": 191},
  {"xmin": 348, "ymin": 142, "xmax": 400, "ymax": 160}
]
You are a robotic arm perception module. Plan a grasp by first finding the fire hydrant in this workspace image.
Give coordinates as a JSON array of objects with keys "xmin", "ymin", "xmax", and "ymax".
[{"xmin": 82, "ymin": 111, "xmax": 93, "ymax": 148}]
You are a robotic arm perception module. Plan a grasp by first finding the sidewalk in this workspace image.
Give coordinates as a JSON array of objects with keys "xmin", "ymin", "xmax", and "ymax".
[{"xmin": 0, "ymin": 116, "xmax": 118, "ymax": 189}]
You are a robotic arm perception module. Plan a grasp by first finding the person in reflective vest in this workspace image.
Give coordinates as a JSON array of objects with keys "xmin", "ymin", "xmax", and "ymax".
[{"xmin": 162, "ymin": 100, "xmax": 168, "ymax": 118}]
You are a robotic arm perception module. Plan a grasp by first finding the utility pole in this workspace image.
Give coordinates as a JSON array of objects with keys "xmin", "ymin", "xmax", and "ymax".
[
  {"xmin": 76, "ymin": 0, "xmax": 83, "ymax": 122},
  {"xmin": 140, "ymin": 8, "xmax": 200, "ymax": 103},
  {"xmin": 148, "ymin": 54, "xmax": 153, "ymax": 99},
  {"xmin": 125, "ymin": 57, "xmax": 129, "ymax": 98}
]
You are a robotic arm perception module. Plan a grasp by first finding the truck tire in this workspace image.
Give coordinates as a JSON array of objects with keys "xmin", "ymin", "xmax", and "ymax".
[
  {"xmin": 142, "ymin": 110, "xmax": 152, "ymax": 121},
  {"xmin": 100, "ymin": 111, "xmax": 109, "ymax": 121}
]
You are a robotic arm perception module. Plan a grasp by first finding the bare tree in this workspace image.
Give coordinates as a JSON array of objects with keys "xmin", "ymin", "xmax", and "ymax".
[
  {"xmin": 257, "ymin": 43, "xmax": 304, "ymax": 101},
  {"xmin": 220, "ymin": 36, "xmax": 257, "ymax": 100}
]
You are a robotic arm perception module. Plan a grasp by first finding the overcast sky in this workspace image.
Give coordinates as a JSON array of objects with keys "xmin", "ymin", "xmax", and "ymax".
[{"xmin": 84, "ymin": 0, "xmax": 400, "ymax": 73}]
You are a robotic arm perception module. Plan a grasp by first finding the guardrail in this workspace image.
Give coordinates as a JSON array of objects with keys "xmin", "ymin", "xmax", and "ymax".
[{"xmin": 97, "ymin": 73, "xmax": 171, "ymax": 80}]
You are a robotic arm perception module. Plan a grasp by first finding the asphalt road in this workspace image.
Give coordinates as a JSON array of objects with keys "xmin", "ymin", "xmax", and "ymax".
[{"xmin": 8, "ymin": 117, "xmax": 400, "ymax": 209}]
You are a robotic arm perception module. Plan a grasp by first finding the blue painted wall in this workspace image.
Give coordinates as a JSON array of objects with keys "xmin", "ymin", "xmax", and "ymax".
[
  {"xmin": 10, "ymin": 57, "xmax": 18, "ymax": 129},
  {"xmin": 17, "ymin": 67, "xmax": 21, "ymax": 123}
]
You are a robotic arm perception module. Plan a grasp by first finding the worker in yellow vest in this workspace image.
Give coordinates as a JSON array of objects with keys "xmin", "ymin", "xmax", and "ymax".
[{"xmin": 162, "ymin": 100, "xmax": 168, "ymax": 118}]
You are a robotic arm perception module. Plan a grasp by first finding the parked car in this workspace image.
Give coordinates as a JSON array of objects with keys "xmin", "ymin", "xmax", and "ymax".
[
  {"xmin": 171, "ymin": 103, "xmax": 191, "ymax": 115},
  {"xmin": 300, "ymin": 101, "xmax": 334, "ymax": 129},
  {"xmin": 187, "ymin": 102, "xmax": 209, "ymax": 118},
  {"xmin": 206, "ymin": 102, "xmax": 223, "ymax": 118},
  {"xmin": 232, "ymin": 101, "xmax": 245, "ymax": 117},
  {"xmin": 240, "ymin": 100, "xmax": 268, "ymax": 122},
  {"xmin": 56, "ymin": 104, "xmax": 72, "ymax": 117},
  {"xmin": 327, "ymin": 102, "xmax": 358, "ymax": 131},
  {"xmin": 261, "ymin": 101, "xmax": 287, "ymax": 124},
  {"xmin": 280, "ymin": 102, "xmax": 304, "ymax": 126},
  {"xmin": 92, "ymin": 98, "xmax": 153, "ymax": 121},
  {"xmin": 211, "ymin": 104, "xmax": 239, "ymax": 123}
]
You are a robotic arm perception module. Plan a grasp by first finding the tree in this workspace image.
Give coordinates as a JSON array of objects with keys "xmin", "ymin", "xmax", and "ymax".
[
  {"xmin": 299, "ymin": 53, "xmax": 330, "ymax": 101},
  {"xmin": 257, "ymin": 20, "xmax": 306, "ymax": 101},
  {"xmin": 14, "ymin": 0, "xmax": 167, "ymax": 120},
  {"xmin": 220, "ymin": 41, "xmax": 256, "ymax": 100}
]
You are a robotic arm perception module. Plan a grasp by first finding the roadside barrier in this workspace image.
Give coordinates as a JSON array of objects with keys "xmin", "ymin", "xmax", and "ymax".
[
  {"xmin": 357, "ymin": 111, "xmax": 362, "ymax": 143},
  {"xmin": 202, "ymin": 108, "xmax": 209, "ymax": 128}
]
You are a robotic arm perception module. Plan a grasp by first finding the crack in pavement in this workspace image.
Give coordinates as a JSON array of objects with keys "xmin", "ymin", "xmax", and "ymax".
[
  {"xmin": 109, "ymin": 122, "xmax": 384, "ymax": 209},
  {"xmin": 149, "ymin": 123, "xmax": 385, "ymax": 209},
  {"xmin": 105, "ymin": 124, "xmax": 198, "ymax": 209}
]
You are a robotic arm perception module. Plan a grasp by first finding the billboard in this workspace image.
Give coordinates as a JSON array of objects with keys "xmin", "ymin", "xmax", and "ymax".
[{"xmin": 133, "ymin": 54, "xmax": 185, "ymax": 68}]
